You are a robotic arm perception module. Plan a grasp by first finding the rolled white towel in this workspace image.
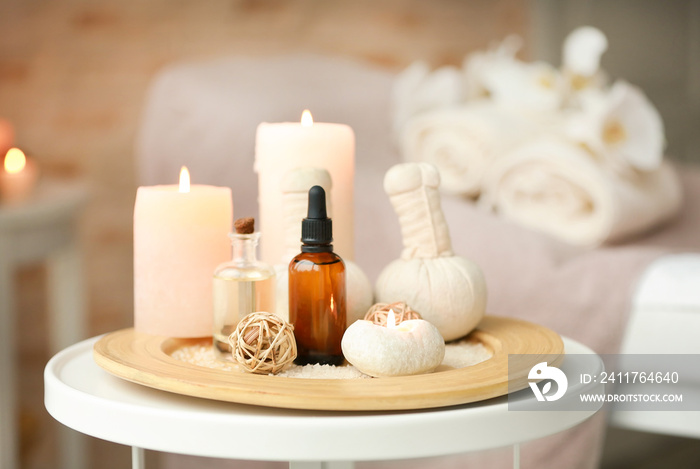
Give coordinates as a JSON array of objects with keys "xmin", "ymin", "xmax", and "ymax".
[
  {"xmin": 480, "ymin": 137, "xmax": 683, "ymax": 246},
  {"xmin": 398, "ymin": 104, "xmax": 532, "ymax": 197}
]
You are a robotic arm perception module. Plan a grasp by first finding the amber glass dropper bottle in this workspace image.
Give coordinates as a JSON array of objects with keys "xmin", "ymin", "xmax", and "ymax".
[{"xmin": 289, "ymin": 185, "xmax": 347, "ymax": 366}]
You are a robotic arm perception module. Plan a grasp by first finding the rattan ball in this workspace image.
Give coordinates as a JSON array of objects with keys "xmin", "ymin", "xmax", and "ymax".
[
  {"xmin": 363, "ymin": 301, "xmax": 422, "ymax": 326},
  {"xmin": 228, "ymin": 312, "xmax": 297, "ymax": 374}
]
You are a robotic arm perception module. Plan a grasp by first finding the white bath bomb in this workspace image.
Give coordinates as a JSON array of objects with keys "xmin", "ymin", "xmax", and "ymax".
[{"xmin": 341, "ymin": 319, "xmax": 445, "ymax": 377}]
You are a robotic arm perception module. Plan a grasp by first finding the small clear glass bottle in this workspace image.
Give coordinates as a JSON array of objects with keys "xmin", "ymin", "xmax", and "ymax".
[{"xmin": 213, "ymin": 219, "xmax": 275, "ymax": 360}]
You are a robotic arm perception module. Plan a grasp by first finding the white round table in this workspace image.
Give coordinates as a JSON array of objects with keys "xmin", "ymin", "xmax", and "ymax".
[{"xmin": 45, "ymin": 335, "xmax": 604, "ymax": 469}]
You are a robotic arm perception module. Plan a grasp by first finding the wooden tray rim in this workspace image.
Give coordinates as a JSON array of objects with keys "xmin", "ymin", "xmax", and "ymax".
[{"xmin": 93, "ymin": 315, "xmax": 564, "ymax": 411}]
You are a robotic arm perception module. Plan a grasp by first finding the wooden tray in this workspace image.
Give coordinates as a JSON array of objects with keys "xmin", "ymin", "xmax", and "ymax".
[{"xmin": 93, "ymin": 315, "xmax": 564, "ymax": 411}]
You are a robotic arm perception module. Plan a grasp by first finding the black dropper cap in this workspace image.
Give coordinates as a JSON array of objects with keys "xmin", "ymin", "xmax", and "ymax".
[{"xmin": 301, "ymin": 185, "xmax": 333, "ymax": 253}]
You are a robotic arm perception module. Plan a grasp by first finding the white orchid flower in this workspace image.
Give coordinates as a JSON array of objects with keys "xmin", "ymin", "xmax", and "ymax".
[
  {"xmin": 563, "ymin": 26, "xmax": 608, "ymax": 76},
  {"xmin": 565, "ymin": 81, "xmax": 665, "ymax": 172},
  {"xmin": 480, "ymin": 59, "xmax": 566, "ymax": 113},
  {"xmin": 392, "ymin": 61, "xmax": 464, "ymax": 133},
  {"xmin": 562, "ymin": 26, "xmax": 609, "ymax": 95},
  {"xmin": 463, "ymin": 35, "xmax": 522, "ymax": 101}
]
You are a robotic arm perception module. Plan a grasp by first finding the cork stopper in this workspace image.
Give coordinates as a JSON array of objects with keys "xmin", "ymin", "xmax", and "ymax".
[{"xmin": 234, "ymin": 217, "xmax": 255, "ymax": 234}]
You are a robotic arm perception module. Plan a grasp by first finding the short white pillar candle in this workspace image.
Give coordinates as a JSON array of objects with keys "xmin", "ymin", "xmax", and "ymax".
[{"xmin": 134, "ymin": 167, "xmax": 233, "ymax": 338}]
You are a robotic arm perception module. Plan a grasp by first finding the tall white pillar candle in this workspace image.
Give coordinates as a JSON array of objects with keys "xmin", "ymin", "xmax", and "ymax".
[
  {"xmin": 255, "ymin": 110, "xmax": 355, "ymax": 264},
  {"xmin": 134, "ymin": 167, "xmax": 232, "ymax": 338}
]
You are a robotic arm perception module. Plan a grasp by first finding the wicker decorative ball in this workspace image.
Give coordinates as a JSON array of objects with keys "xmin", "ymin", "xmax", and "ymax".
[
  {"xmin": 364, "ymin": 301, "xmax": 422, "ymax": 327},
  {"xmin": 228, "ymin": 312, "xmax": 297, "ymax": 374}
]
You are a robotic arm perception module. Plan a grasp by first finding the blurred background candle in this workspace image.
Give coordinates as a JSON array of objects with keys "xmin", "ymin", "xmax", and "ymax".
[
  {"xmin": 0, "ymin": 147, "xmax": 39, "ymax": 204},
  {"xmin": 255, "ymin": 110, "xmax": 355, "ymax": 264},
  {"xmin": 134, "ymin": 166, "xmax": 233, "ymax": 338}
]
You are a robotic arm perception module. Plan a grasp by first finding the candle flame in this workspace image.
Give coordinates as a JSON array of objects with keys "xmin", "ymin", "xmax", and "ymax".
[
  {"xmin": 179, "ymin": 166, "xmax": 190, "ymax": 193},
  {"xmin": 4, "ymin": 148, "xmax": 26, "ymax": 174},
  {"xmin": 330, "ymin": 295, "xmax": 334, "ymax": 312},
  {"xmin": 386, "ymin": 309, "xmax": 397, "ymax": 329},
  {"xmin": 301, "ymin": 109, "xmax": 313, "ymax": 127}
]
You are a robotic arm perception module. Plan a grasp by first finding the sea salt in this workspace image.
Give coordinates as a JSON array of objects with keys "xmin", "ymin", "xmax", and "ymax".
[
  {"xmin": 441, "ymin": 339, "xmax": 492, "ymax": 369},
  {"xmin": 277, "ymin": 363, "xmax": 370, "ymax": 379},
  {"xmin": 171, "ymin": 345, "xmax": 239, "ymax": 372},
  {"xmin": 171, "ymin": 338, "xmax": 492, "ymax": 379}
]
